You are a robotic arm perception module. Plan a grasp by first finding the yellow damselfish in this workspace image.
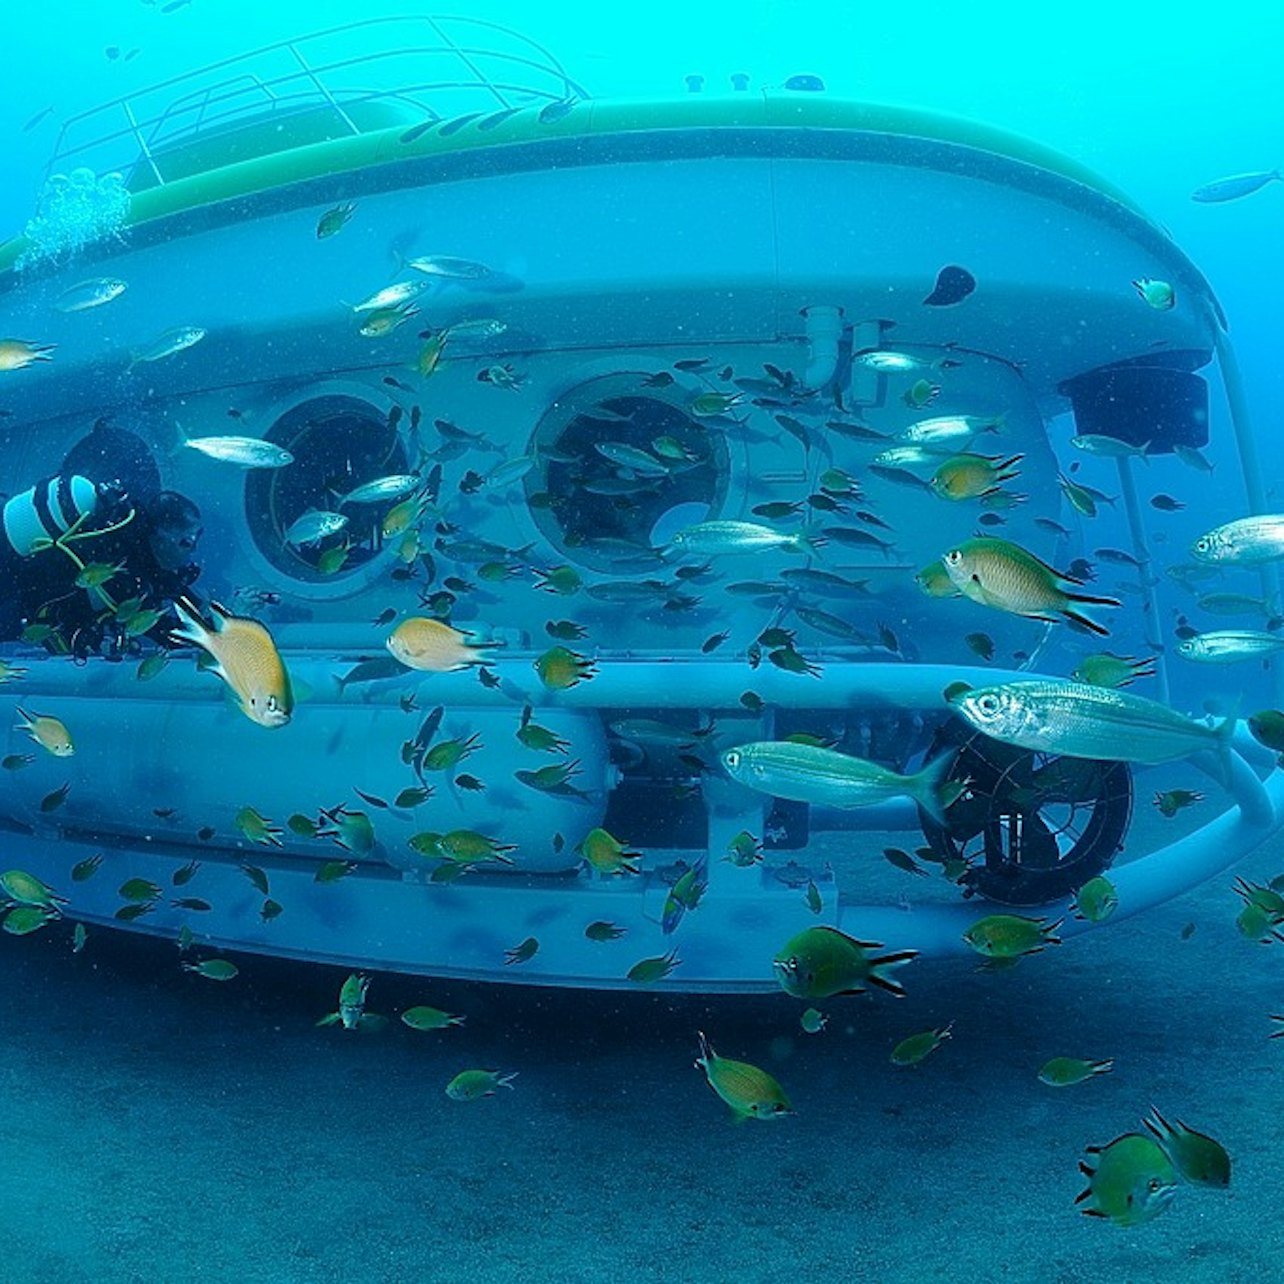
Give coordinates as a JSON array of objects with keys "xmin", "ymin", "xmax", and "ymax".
[
  {"xmin": 386, "ymin": 617, "xmax": 493, "ymax": 673},
  {"xmin": 0, "ymin": 338, "xmax": 55, "ymax": 370},
  {"xmin": 695, "ymin": 1031, "xmax": 792, "ymax": 1121},
  {"xmin": 930, "ymin": 453, "xmax": 1022, "ymax": 501},
  {"xmin": 14, "ymin": 706, "xmax": 74, "ymax": 757},
  {"xmin": 962, "ymin": 913, "xmax": 1062, "ymax": 959},
  {"xmin": 1038, "ymin": 1056, "xmax": 1114, "ymax": 1087},
  {"xmin": 942, "ymin": 538, "xmax": 1119, "ymax": 636},
  {"xmin": 1144, "ymin": 1108, "xmax": 1231, "ymax": 1188},
  {"xmin": 172, "ymin": 600, "xmax": 293, "ymax": 728},
  {"xmin": 579, "ymin": 827, "xmax": 641, "ymax": 876},
  {"xmin": 1075, "ymin": 1133, "xmax": 1177, "ymax": 1226},
  {"xmin": 446, "ymin": 1069, "xmax": 517, "ymax": 1101},
  {"xmin": 773, "ymin": 925, "xmax": 917, "ymax": 1000}
]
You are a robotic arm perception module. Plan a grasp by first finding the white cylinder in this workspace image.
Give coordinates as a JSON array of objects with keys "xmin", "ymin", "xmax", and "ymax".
[
  {"xmin": 2, "ymin": 474, "xmax": 98, "ymax": 556},
  {"xmin": 801, "ymin": 304, "xmax": 844, "ymax": 389}
]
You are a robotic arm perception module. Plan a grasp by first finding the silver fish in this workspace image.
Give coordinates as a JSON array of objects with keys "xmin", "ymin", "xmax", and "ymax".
[
  {"xmin": 1195, "ymin": 592, "xmax": 1276, "ymax": 616},
  {"xmin": 869, "ymin": 464, "xmax": 934, "ymax": 492},
  {"xmin": 1167, "ymin": 562, "xmax": 1219, "ymax": 587},
  {"xmin": 1069, "ymin": 435, "xmax": 1149, "ymax": 460},
  {"xmin": 1192, "ymin": 515, "xmax": 1284, "ymax": 566},
  {"xmin": 794, "ymin": 606, "xmax": 864, "ymax": 640},
  {"xmin": 577, "ymin": 537, "xmax": 662, "ymax": 566},
  {"xmin": 584, "ymin": 580, "xmax": 673, "ymax": 603},
  {"xmin": 1191, "ymin": 170, "xmax": 1281, "ymax": 203},
  {"xmin": 185, "ymin": 435, "xmax": 293, "ymax": 468},
  {"xmin": 130, "ymin": 325, "xmax": 206, "ymax": 365},
  {"xmin": 852, "ymin": 351, "xmax": 933, "ymax": 373},
  {"xmin": 824, "ymin": 418, "xmax": 890, "ymax": 443},
  {"xmin": 54, "ymin": 277, "xmax": 127, "ymax": 313},
  {"xmin": 610, "ymin": 718, "xmax": 705, "ymax": 748},
  {"xmin": 779, "ymin": 568, "xmax": 868, "ymax": 597},
  {"xmin": 665, "ymin": 520, "xmax": 815, "ymax": 558},
  {"xmin": 873, "ymin": 444, "xmax": 946, "ymax": 468},
  {"xmin": 351, "ymin": 280, "xmax": 428, "ymax": 312},
  {"xmin": 482, "ymin": 455, "xmax": 535, "ymax": 488},
  {"xmin": 402, "ymin": 255, "xmax": 493, "ymax": 279},
  {"xmin": 285, "ymin": 510, "xmax": 348, "ymax": 547},
  {"xmin": 479, "ymin": 363, "xmax": 524, "ymax": 390},
  {"xmin": 897, "ymin": 414, "xmax": 1003, "ymax": 446},
  {"xmin": 821, "ymin": 526, "xmax": 894, "ymax": 554},
  {"xmin": 444, "ymin": 317, "xmax": 507, "ymax": 340},
  {"xmin": 720, "ymin": 741, "xmax": 951, "ymax": 823},
  {"xmin": 1172, "ymin": 444, "xmax": 1215, "ymax": 474},
  {"xmin": 337, "ymin": 474, "xmax": 421, "ymax": 506},
  {"xmin": 436, "ymin": 537, "xmax": 513, "ymax": 563},
  {"xmin": 594, "ymin": 442, "xmax": 669, "ymax": 475},
  {"xmin": 1176, "ymin": 630, "xmax": 1284, "ymax": 663},
  {"xmin": 949, "ymin": 679, "xmax": 1233, "ymax": 765}
]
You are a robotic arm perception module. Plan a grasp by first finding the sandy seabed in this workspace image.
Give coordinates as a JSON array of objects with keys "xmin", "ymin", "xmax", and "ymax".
[{"xmin": 3, "ymin": 797, "xmax": 1283, "ymax": 1284}]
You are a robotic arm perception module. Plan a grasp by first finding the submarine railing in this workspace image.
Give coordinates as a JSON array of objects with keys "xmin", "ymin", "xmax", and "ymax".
[{"xmin": 41, "ymin": 15, "xmax": 589, "ymax": 185}]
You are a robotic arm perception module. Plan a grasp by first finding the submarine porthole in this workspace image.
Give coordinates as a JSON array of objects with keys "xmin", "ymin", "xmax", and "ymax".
[
  {"xmin": 528, "ymin": 375, "xmax": 727, "ymax": 572},
  {"xmin": 245, "ymin": 395, "xmax": 409, "ymax": 583}
]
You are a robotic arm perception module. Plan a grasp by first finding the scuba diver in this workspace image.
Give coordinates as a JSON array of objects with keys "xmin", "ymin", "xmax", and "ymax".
[{"xmin": 0, "ymin": 422, "xmax": 203, "ymax": 659}]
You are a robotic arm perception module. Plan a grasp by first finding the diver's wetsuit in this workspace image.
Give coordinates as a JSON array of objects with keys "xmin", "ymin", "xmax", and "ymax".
[{"xmin": 0, "ymin": 474, "xmax": 200, "ymax": 659}]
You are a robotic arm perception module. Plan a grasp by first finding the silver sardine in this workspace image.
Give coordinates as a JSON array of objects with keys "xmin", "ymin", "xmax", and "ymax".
[
  {"xmin": 720, "ymin": 741, "xmax": 951, "ymax": 822},
  {"xmin": 1192, "ymin": 515, "xmax": 1284, "ymax": 566},
  {"xmin": 185, "ymin": 435, "xmax": 293, "ymax": 468},
  {"xmin": 1176, "ymin": 631, "xmax": 1284, "ymax": 663},
  {"xmin": 950, "ymin": 679, "xmax": 1233, "ymax": 765}
]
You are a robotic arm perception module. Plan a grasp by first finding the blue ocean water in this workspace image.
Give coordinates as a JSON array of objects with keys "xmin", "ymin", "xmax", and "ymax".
[{"xmin": 2, "ymin": 4, "xmax": 1284, "ymax": 1281}]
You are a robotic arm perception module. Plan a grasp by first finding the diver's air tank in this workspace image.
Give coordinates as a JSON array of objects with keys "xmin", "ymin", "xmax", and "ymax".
[{"xmin": 2, "ymin": 474, "xmax": 98, "ymax": 556}]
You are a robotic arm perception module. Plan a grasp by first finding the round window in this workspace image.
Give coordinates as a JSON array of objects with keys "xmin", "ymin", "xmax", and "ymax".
[
  {"xmin": 529, "ymin": 375, "xmax": 725, "ymax": 571},
  {"xmin": 245, "ymin": 395, "xmax": 410, "ymax": 582}
]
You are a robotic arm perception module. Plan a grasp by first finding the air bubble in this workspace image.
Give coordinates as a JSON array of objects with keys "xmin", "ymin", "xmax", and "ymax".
[{"xmin": 17, "ymin": 169, "xmax": 131, "ymax": 269}]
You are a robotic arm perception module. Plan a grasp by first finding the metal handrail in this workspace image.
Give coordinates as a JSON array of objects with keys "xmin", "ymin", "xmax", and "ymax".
[
  {"xmin": 426, "ymin": 14, "xmax": 510, "ymax": 111},
  {"xmin": 138, "ymin": 43, "xmax": 576, "ymax": 146},
  {"xmin": 43, "ymin": 16, "xmax": 588, "ymax": 184},
  {"xmin": 149, "ymin": 74, "xmax": 283, "ymax": 146},
  {"xmin": 288, "ymin": 42, "xmax": 361, "ymax": 139}
]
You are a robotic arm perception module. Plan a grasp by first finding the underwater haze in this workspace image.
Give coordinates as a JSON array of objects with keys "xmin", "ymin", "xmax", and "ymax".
[{"xmin": 3, "ymin": 3, "xmax": 1284, "ymax": 1283}]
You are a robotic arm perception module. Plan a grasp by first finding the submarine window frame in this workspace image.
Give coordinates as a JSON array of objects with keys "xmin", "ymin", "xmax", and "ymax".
[
  {"xmin": 243, "ymin": 391, "xmax": 410, "ymax": 590},
  {"xmin": 526, "ymin": 372, "xmax": 729, "ymax": 573}
]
